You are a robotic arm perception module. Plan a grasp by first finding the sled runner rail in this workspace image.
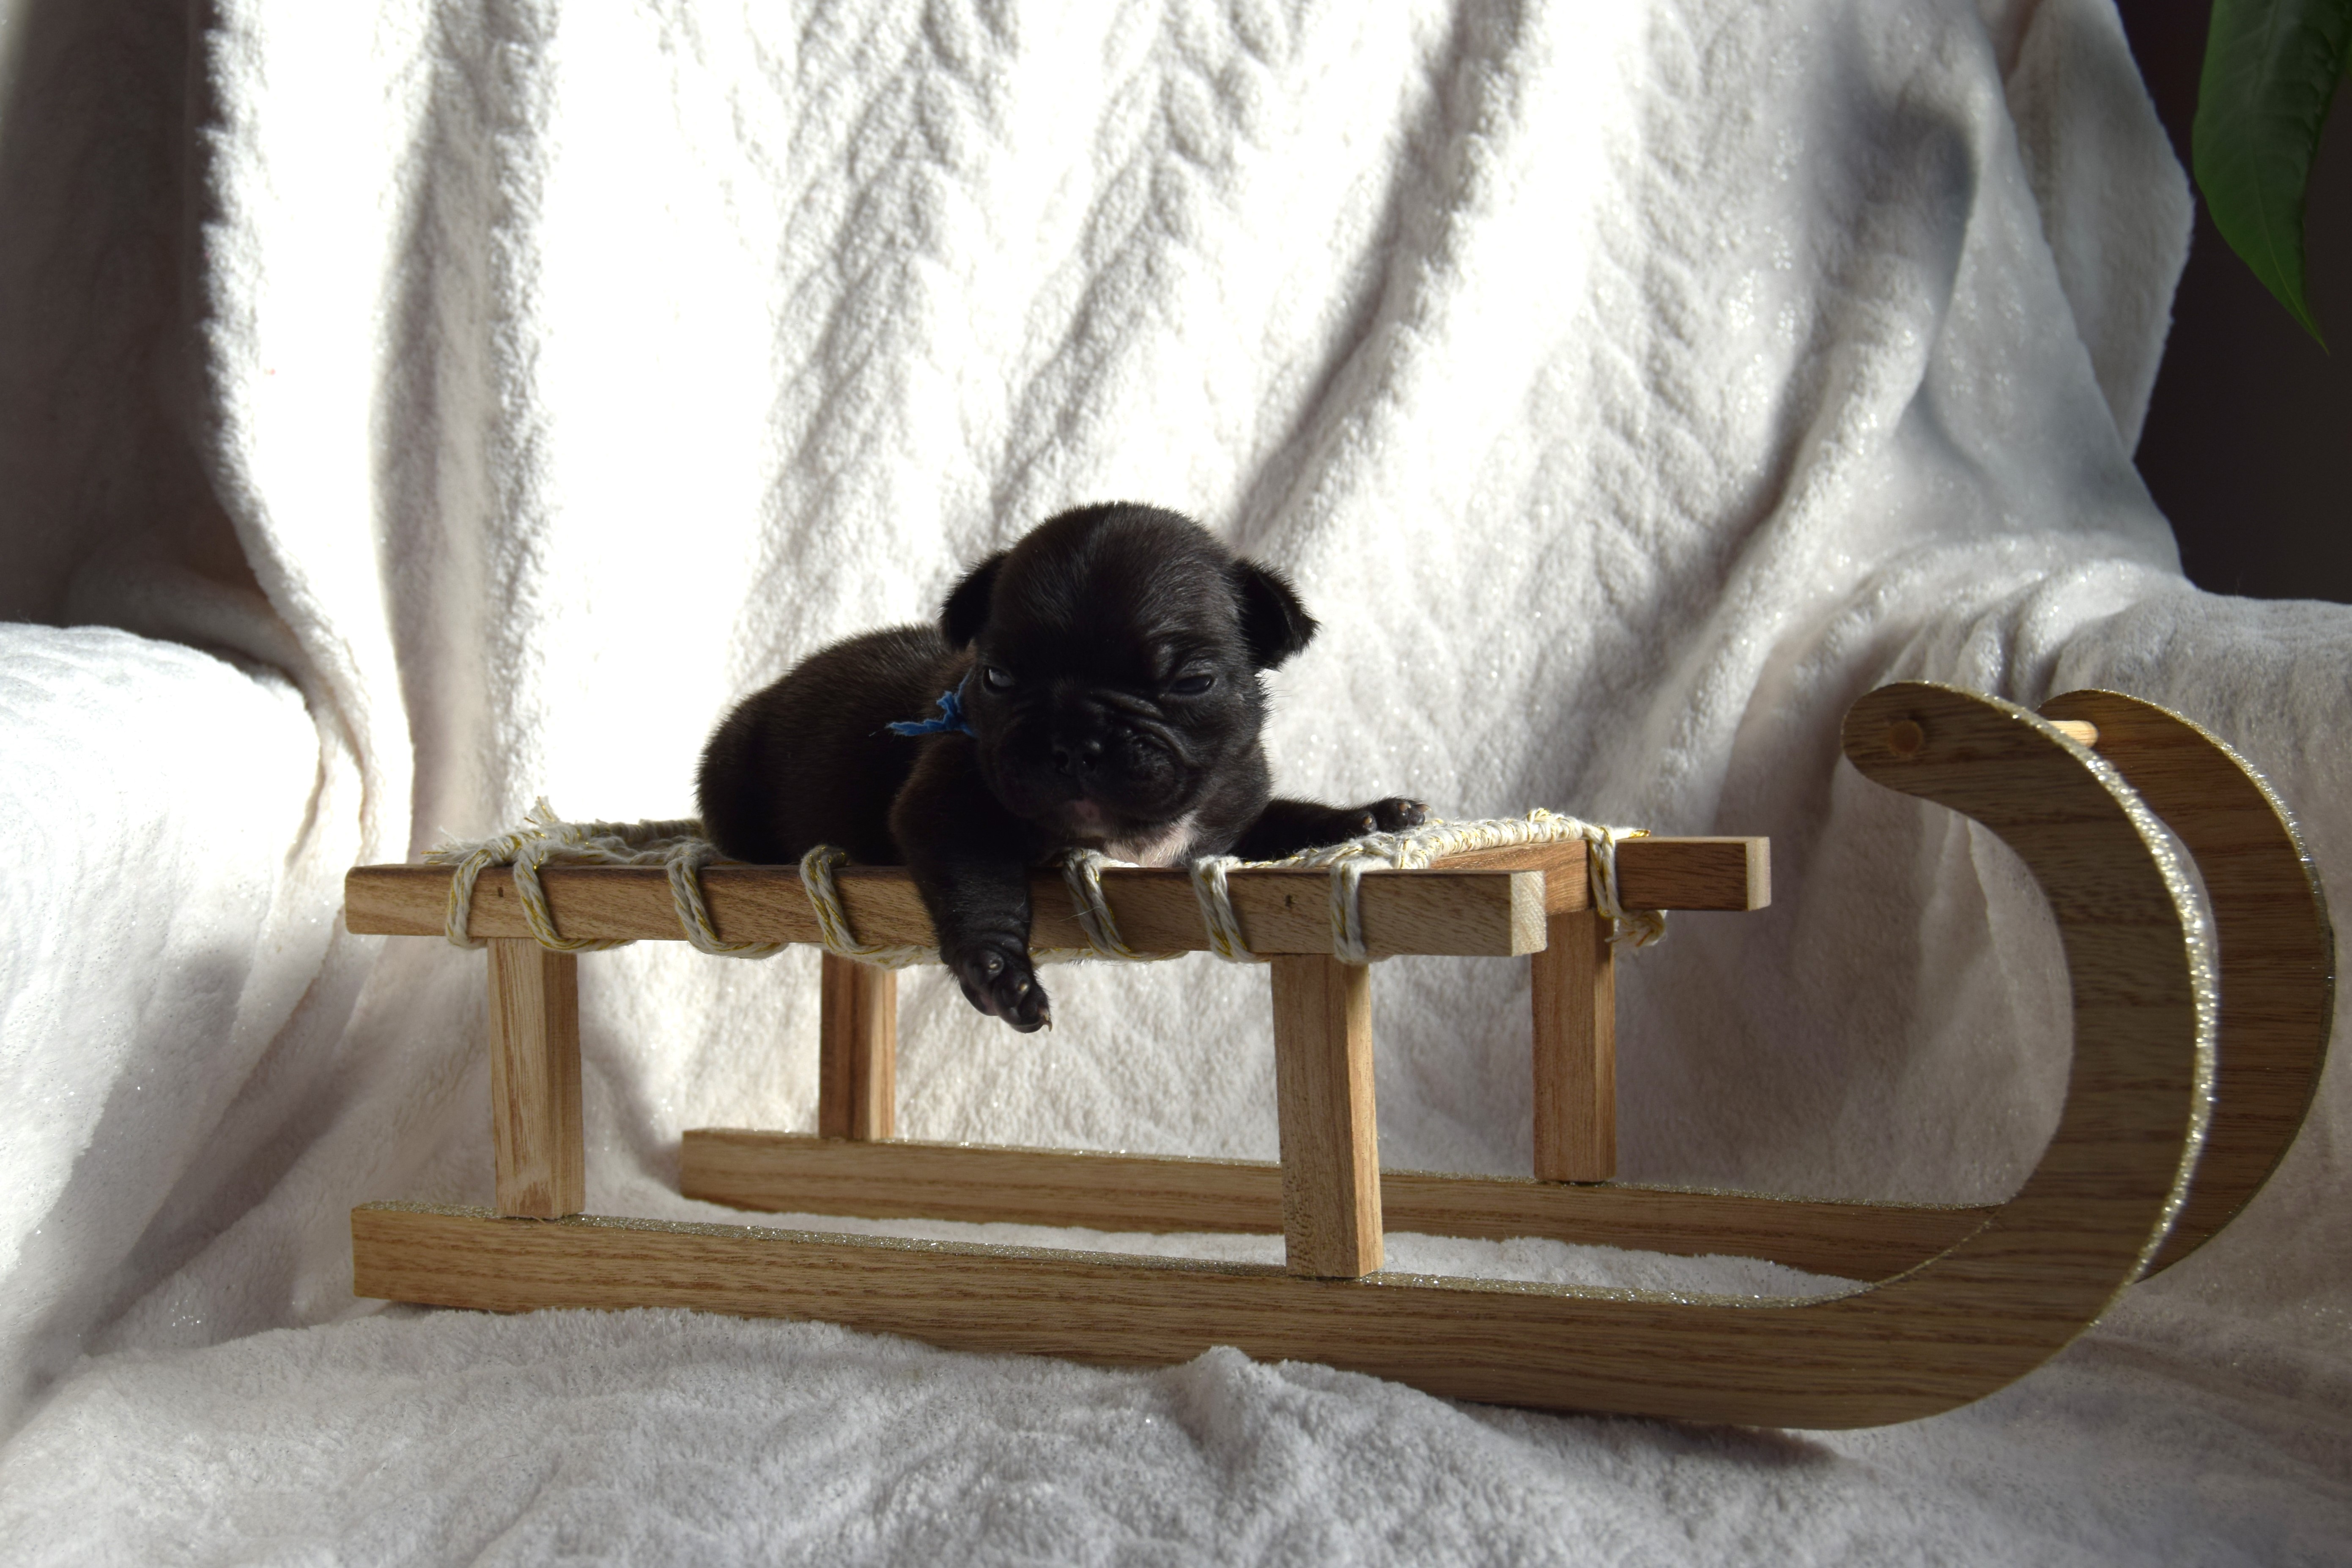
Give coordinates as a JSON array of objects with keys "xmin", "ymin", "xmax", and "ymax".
[{"xmin": 2036, "ymin": 691, "xmax": 2333, "ymax": 1275}]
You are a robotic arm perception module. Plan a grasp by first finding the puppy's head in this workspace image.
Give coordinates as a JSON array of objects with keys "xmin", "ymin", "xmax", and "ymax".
[{"xmin": 940, "ymin": 503, "xmax": 1315, "ymax": 841}]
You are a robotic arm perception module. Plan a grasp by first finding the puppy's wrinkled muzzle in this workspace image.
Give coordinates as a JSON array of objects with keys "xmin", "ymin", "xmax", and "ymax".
[{"xmin": 995, "ymin": 701, "xmax": 1186, "ymax": 825}]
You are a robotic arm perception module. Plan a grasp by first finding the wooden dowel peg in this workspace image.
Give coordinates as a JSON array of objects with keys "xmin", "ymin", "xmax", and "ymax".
[
  {"xmin": 1888, "ymin": 717, "xmax": 2095, "ymax": 760},
  {"xmin": 819, "ymin": 953, "xmax": 897, "ymax": 1141},
  {"xmin": 487, "ymin": 939, "xmax": 585, "ymax": 1218},
  {"xmin": 1269, "ymin": 955, "xmax": 1382, "ymax": 1277},
  {"xmin": 1532, "ymin": 909, "xmax": 1615, "ymax": 1182}
]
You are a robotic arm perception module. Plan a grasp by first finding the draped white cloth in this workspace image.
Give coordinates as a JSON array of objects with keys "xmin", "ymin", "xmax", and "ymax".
[{"xmin": 4, "ymin": 0, "xmax": 2348, "ymax": 1559}]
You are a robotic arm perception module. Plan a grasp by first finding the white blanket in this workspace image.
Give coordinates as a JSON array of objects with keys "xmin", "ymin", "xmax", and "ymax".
[{"xmin": 5, "ymin": 0, "xmax": 2350, "ymax": 1560}]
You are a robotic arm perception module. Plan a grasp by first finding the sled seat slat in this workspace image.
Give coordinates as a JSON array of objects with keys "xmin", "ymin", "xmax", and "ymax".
[{"xmin": 341, "ymin": 836, "xmax": 1770, "ymax": 958}]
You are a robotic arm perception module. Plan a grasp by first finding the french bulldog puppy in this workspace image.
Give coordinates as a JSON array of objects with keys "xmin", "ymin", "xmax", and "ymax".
[{"xmin": 696, "ymin": 502, "xmax": 1426, "ymax": 1030}]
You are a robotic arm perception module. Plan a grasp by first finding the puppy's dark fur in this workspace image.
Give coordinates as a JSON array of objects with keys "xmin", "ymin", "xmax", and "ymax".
[{"xmin": 697, "ymin": 503, "xmax": 1425, "ymax": 1030}]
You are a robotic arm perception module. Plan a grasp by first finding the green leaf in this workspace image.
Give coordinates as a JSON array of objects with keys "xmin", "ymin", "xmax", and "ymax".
[{"xmin": 2193, "ymin": 0, "xmax": 2352, "ymax": 346}]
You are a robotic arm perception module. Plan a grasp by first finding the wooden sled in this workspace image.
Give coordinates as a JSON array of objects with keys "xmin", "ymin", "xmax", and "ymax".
[{"xmin": 342, "ymin": 684, "xmax": 2333, "ymax": 1428}]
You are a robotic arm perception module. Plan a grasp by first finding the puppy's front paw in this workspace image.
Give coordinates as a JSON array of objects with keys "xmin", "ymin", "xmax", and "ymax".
[
  {"xmin": 1360, "ymin": 797, "xmax": 1429, "ymax": 833},
  {"xmin": 947, "ymin": 941, "xmax": 1052, "ymax": 1033}
]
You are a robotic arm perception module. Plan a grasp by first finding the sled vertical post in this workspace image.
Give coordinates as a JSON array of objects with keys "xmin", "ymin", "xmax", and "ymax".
[
  {"xmin": 487, "ymin": 938, "xmax": 585, "ymax": 1217},
  {"xmin": 1531, "ymin": 909, "xmax": 1616, "ymax": 1181},
  {"xmin": 819, "ymin": 954, "xmax": 897, "ymax": 1141},
  {"xmin": 1270, "ymin": 954, "xmax": 1382, "ymax": 1277}
]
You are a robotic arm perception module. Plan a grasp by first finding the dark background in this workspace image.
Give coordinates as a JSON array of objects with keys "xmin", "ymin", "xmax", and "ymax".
[{"xmin": 2118, "ymin": 2, "xmax": 2351, "ymax": 603}]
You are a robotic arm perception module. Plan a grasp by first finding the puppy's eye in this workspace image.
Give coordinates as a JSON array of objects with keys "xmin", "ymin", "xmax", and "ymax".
[
  {"xmin": 1170, "ymin": 672, "xmax": 1216, "ymax": 697},
  {"xmin": 982, "ymin": 665, "xmax": 1015, "ymax": 692}
]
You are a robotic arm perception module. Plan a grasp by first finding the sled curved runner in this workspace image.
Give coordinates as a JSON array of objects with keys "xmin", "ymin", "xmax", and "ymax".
[{"xmin": 343, "ymin": 684, "xmax": 2333, "ymax": 1428}]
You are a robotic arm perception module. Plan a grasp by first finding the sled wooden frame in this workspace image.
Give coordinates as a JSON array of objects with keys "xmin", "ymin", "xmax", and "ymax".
[{"xmin": 342, "ymin": 684, "xmax": 2333, "ymax": 1428}]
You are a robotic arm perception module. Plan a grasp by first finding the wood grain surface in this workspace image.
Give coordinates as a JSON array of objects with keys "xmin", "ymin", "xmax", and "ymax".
[
  {"xmin": 1531, "ymin": 909, "xmax": 1616, "ymax": 1181},
  {"xmin": 1270, "ymin": 956, "xmax": 1383, "ymax": 1277},
  {"xmin": 817, "ymin": 955, "xmax": 896, "ymax": 1141},
  {"xmin": 1616, "ymin": 836, "xmax": 1771, "ymax": 912},
  {"xmin": 675, "ymin": 1129, "xmax": 1992, "ymax": 1279},
  {"xmin": 487, "ymin": 940, "xmax": 584, "ymax": 1218},
  {"xmin": 2040, "ymin": 689, "xmax": 2334, "ymax": 1275}
]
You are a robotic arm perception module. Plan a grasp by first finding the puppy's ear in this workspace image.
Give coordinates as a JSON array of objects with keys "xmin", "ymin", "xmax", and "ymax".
[
  {"xmin": 1229, "ymin": 558, "xmax": 1319, "ymax": 669},
  {"xmin": 940, "ymin": 552, "xmax": 1007, "ymax": 649}
]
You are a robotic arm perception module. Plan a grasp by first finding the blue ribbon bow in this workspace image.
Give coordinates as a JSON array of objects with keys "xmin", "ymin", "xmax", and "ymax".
[{"xmin": 885, "ymin": 672, "xmax": 976, "ymax": 737}]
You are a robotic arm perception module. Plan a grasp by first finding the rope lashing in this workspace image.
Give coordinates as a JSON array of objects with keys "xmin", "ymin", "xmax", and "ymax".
[
  {"xmin": 428, "ymin": 799, "xmax": 781, "ymax": 957},
  {"xmin": 428, "ymin": 803, "xmax": 1666, "ymax": 963},
  {"xmin": 795, "ymin": 846, "xmax": 934, "ymax": 968},
  {"xmin": 1188, "ymin": 855, "xmax": 1251, "ymax": 961},
  {"xmin": 1058, "ymin": 848, "xmax": 1180, "ymax": 962},
  {"xmin": 1184, "ymin": 808, "xmax": 1667, "ymax": 965}
]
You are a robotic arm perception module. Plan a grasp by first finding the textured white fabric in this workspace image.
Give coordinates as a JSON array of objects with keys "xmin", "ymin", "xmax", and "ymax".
[
  {"xmin": 5, "ymin": 0, "xmax": 2350, "ymax": 1560},
  {"xmin": 0, "ymin": 627, "xmax": 367, "ymax": 1424}
]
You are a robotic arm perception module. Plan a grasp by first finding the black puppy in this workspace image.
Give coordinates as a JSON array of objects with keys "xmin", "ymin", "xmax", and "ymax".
[{"xmin": 696, "ymin": 503, "xmax": 1426, "ymax": 1030}]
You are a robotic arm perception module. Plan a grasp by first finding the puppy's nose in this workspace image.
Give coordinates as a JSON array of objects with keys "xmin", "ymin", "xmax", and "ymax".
[{"xmin": 1051, "ymin": 737, "xmax": 1105, "ymax": 776}]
